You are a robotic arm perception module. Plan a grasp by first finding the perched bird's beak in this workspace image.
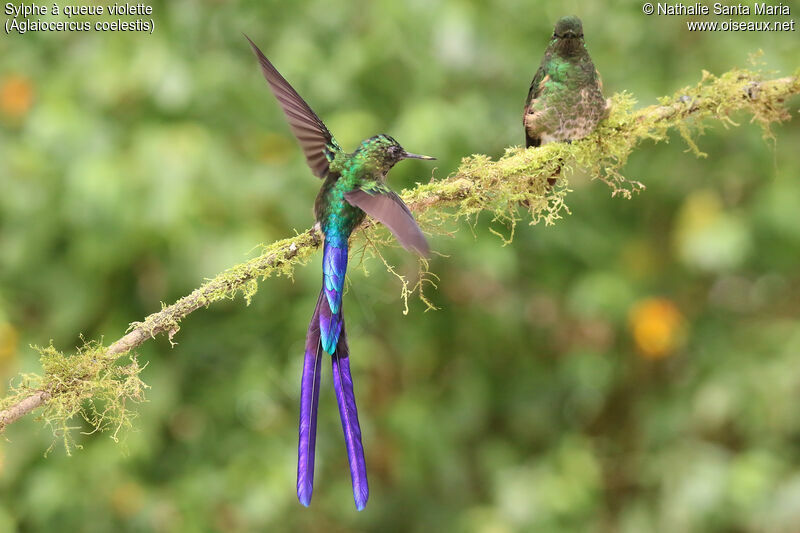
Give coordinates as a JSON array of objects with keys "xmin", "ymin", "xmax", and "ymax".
[{"xmin": 402, "ymin": 152, "xmax": 436, "ymax": 161}]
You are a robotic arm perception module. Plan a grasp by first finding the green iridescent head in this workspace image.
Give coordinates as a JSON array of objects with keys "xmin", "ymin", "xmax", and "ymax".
[
  {"xmin": 356, "ymin": 134, "xmax": 435, "ymax": 174},
  {"xmin": 550, "ymin": 16, "xmax": 586, "ymax": 57}
]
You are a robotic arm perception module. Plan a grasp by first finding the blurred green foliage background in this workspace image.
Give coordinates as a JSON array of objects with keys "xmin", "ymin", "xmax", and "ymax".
[{"xmin": 1, "ymin": 0, "xmax": 799, "ymax": 531}]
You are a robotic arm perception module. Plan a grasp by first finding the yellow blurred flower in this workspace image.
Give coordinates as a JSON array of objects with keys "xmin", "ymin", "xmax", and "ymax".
[
  {"xmin": 628, "ymin": 298, "xmax": 686, "ymax": 359},
  {"xmin": 0, "ymin": 74, "xmax": 35, "ymax": 118},
  {"xmin": 0, "ymin": 322, "xmax": 19, "ymax": 366}
]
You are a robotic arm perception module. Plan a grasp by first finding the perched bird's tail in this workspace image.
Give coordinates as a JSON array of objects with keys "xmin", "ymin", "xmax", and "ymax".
[{"xmin": 297, "ymin": 242, "xmax": 369, "ymax": 510}]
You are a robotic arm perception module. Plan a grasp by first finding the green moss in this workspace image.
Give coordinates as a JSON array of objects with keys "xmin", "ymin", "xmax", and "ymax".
[
  {"xmin": 127, "ymin": 230, "xmax": 322, "ymax": 345},
  {"xmin": 1, "ymin": 341, "xmax": 147, "ymax": 454}
]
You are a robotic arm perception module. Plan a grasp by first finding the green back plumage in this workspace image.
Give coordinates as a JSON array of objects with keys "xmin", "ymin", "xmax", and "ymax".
[{"xmin": 316, "ymin": 135, "xmax": 411, "ymax": 239}]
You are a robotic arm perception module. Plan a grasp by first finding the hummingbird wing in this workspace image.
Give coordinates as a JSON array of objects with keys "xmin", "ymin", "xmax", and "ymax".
[
  {"xmin": 595, "ymin": 68, "xmax": 612, "ymax": 120},
  {"xmin": 525, "ymin": 65, "xmax": 547, "ymax": 109},
  {"xmin": 524, "ymin": 64, "xmax": 547, "ymax": 148},
  {"xmin": 344, "ymin": 187, "xmax": 430, "ymax": 257},
  {"xmin": 594, "ymin": 68, "xmax": 604, "ymax": 92},
  {"xmin": 246, "ymin": 36, "xmax": 336, "ymax": 179}
]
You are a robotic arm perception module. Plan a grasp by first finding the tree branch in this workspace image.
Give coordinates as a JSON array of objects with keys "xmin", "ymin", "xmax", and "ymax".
[{"xmin": 1, "ymin": 67, "xmax": 798, "ymax": 437}]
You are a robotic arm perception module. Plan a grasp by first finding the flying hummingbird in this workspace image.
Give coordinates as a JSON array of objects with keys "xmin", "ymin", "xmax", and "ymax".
[
  {"xmin": 523, "ymin": 16, "xmax": 608, "ymax": 184},
  {"xmin": 246, "ymin": 37, "xmax": 434, "ymax": 511}
]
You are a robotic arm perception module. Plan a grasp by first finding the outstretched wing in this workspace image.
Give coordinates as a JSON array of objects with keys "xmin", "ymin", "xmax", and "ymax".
[
  {"xmin": 344, "ymin": 187, "xmax": 430, "ymax": 257},
  {"xmin": 246, "ymin": 35, "xmax": 336, "ymax": 178}
]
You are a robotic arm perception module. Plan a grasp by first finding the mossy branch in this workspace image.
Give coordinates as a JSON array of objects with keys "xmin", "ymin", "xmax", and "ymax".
[{"xmin": 0, "ymin": 66, "xmax": 798, "ymax": 445}]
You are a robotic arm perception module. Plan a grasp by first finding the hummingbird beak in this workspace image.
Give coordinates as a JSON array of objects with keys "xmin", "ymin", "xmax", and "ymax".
[{"xmin": 402, "ymin": 152, "xmax": 436, "ymax": 161}]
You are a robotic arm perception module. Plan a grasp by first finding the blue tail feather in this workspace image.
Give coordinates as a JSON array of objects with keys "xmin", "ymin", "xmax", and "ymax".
[
  {"xmin": 331, "ymin": 320, "xmax": 369, "ymax": 510},
  {"xmin": 320, "ymin": 241, "xmax": 347, "ymax": 354},
  {"xmin": 297, "ymin": 290, "xmax": 324, "ymax": 507},
  {"xmin": 298, "ymin": 238, "xmax": 368, "ymax": 510}
]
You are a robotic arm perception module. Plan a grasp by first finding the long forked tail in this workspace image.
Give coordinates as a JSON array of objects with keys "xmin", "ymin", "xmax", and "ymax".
[
  {"xmin": 298, "ymin": 239, "xmax": 367, "ymax": 510},
  {"xmin": 320, "ymin": 240, "xmax": 347, "ymax": 354},
  {"xmin": 331, "ymin": 319, "xmax": 369, "ymax": 511},
  {"xmin": 297, "ymin": 290, "xmax": 324, "ymax": 507}
]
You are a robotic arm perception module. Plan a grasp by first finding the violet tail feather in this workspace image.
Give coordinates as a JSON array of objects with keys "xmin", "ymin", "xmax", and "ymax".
[
  {"xmin": 331, "ymin": 322, "xmax": 369, "ymax": 511},
  {"xmin": 320, "ymin": 240, "xmax": 347, "ymax": 354},
  {"xmin": 297, "ymin": 291, "xmax": 324, "ymax": 507}
]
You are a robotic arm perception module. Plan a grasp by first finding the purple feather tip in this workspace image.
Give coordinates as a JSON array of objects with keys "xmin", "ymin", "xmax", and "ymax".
[
  {"xmin": 298, "ymin": 489, "xmax": 312, "ymax": 508},
  {"xmin": 331, "ymin": 326, "xmax": 369, "ymax": 511}
]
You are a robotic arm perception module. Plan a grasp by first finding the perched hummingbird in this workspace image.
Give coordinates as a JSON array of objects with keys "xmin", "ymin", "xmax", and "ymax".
[
  {"xmin": 523, "ymin": 16, "xmax": 608, "ymax": 183},
  {"xmin": 246, "ymin": 37, "xmax": 434, "ymax": 511}
]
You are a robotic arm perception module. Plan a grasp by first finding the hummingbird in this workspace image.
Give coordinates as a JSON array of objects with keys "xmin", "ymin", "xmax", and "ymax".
[
  {"xmin": 523, "ymin": 16, "xmax": 608, "ymax": 184},
  {"xmin": 246, "ymin": 37, "xmax": 434, "ymax": 511}
]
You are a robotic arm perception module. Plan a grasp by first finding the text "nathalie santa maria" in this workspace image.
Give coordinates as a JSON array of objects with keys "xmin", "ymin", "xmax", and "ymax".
[{"xmin": 656, "ymin": 2, "xmax": 790, "ymax": 15}]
